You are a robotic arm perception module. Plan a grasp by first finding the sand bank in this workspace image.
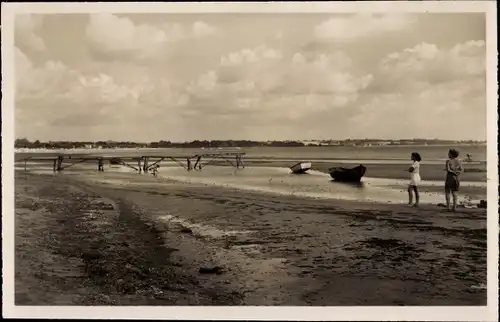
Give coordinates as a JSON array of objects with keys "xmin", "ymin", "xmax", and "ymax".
[{"xmin": 14, "ymin": 170, "xmax": 487, "ymax": 305}]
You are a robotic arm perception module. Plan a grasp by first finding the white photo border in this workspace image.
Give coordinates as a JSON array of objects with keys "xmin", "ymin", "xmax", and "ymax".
[{"xmin": 2, "ymin": 1, "xmax": 498, "ymax": 321}]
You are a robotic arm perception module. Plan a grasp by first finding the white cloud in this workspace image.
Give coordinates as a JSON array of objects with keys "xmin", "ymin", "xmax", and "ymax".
[
  {"xmin": 14, "ymin": 47, "xmax": 183, "ymax": 132},
  {"xmin": 220, "ymin": 45, "xmax": 283, "ymax": 66},
  {"xmin": 349, "ymin": 40, "xmax": 486, "ymax": 140},
  {"xmin": 381, "ymin": 40, "xmax": 485, "ymax": 77},
  {"xmin": 314, "ymin": 14, "xmax": 416, "ymax": 41},
  {"xmin": 15, "ymin": 14, "xmax": 46, "ymax": 52},
  {"xmin": 192, "ymin": 21, "xmax": 217, "ymax": 37},
  {"xmin": 13, "ymin": 13, "xmax": 486, "ymax": 141},
  {"xmin": 15, "ymin": 47, "xmax": 33, "ymax": 86},
  {"xmin": 182, "ymin": 45, "xmax": 373, "ymax": 124},
  {"xmin": 85, "ymin": 14, "xmax": 217, "ymax": 61},
  {"xmin": 375, "ymin": 40, "xmax": 485, "ymax": 93},
  {"xmin": 350, "ymin": 79, "xmax": 486, "ymax": 140}
]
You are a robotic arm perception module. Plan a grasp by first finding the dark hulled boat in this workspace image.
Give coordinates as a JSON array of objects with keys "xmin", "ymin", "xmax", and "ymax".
[
  {"xmin": 329, "ymin": 164, "xmax": 367, "ymax": 182},
  {"xmin": 109, "ymin": 157, "xmax": 122, "ymax": 165}
]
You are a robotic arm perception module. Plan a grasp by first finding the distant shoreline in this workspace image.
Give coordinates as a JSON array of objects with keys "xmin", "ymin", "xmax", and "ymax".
[{"xmin": 14, "ymin": 142, "xmax": 487, "ymax": 153}]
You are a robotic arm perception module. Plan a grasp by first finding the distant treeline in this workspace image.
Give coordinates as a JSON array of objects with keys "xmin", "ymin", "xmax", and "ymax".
[
  {"xmin": 14, "ymin": 138, "xmax": 305, "ymax": 149},
  {"xmin": 14, "ymin": 138, "xmax": 485, "ymax": 149}
]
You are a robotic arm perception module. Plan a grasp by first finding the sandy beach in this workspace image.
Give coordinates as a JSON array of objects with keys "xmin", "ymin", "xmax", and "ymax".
[{"xmin": 15, "ymin": 166, "xmax": 487, "ymax": 306}]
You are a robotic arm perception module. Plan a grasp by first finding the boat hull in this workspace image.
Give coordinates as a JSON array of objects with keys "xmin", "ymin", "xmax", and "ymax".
[
  {"xmin": 109, "ymin": 157, "xmax": 122, "ymax": 165},
  {"xmin": 290, "ymin": 162, "xmax": 312, "ymax": 174},
  {"xmin": 329, "ymin": 165, "xmax": 367, "ymax": 182}
]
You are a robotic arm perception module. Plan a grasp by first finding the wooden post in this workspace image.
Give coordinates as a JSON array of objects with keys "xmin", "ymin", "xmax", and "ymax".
[
  {"xmin": 137, "ymin": 158, "xmax": 142, "ymax": 173},
  {"xmin": 238, "ymin": 154, "xmax": 244, "ymax": 169},
  {"xmin": 53, "ymin": 159, "xmax": 57, "ymax": 172},
  {"xmin": 143, "ymin": 157, "xmax": 149, "ymax": 173},
  {"xmin": 187, "ymin": 158, "xmax": 192, "ymax": 171},
  {"xmin": 193, "ymin": 155, "xmax": 202, "ymax": 170},
  {"xmin": 24, "ymin": 159, "xmax": 27, "ymax": 171},
  {"xmin": 56, "ymin": 156, "xmax": 63, "ymax": 172}
]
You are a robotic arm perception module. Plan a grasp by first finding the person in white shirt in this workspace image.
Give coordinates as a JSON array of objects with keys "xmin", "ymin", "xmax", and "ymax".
[{"xmin": 408, "ymin": 152, "xmax": 422, "ymax": 207}]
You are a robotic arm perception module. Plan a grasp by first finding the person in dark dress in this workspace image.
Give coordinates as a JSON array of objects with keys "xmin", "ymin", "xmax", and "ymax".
[{"xmin": 445, "ymin": 149, "xmax": 463, "ymax": 212}]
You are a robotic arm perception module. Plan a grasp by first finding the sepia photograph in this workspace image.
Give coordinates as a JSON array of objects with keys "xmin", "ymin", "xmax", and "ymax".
[{"xmin": 2, "ymin": 1, "xmax": 498, "ymax": 321}]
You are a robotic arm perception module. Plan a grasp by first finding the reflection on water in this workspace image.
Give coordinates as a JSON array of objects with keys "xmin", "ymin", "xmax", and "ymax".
[{"xmin": 16, "ymin": 164, "xmax": 485, "ymax": 205}]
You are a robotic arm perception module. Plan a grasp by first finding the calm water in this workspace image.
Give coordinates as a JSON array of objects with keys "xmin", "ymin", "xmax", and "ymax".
[
  {"xmin": 17, "ymin": 163, "xmax": 486, "ymax": 205},
  {"xmin": 16, "ymin": 144, "xmax": 487, "ymax": 162},
  {"xmin": 154, "ymin": 166, "xmax": 485, "ymax": 205},
  {"xmin": 15, "ymin": 145, "xmax": 487, "ymax": 205}
]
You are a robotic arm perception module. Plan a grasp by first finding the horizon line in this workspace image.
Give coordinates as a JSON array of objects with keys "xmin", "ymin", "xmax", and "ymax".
[{"xmin": 15, "ymin": 138, "xmax": 487, "ymax": 143}]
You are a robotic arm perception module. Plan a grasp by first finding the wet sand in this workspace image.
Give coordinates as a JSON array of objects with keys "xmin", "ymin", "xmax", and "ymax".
[{"xmin": 14, "ymin": 170, "xmax": 487, "ymax": 305}]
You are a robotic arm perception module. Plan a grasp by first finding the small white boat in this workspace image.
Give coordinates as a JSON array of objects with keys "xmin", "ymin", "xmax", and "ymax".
[{"xmin": 290, "ymin": 161, "xmax": 312, "ymax": 174}]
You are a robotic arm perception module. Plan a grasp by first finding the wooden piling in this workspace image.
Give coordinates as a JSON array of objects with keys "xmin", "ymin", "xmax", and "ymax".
[
  {"xmin": 143, "ymin": 156, "xmax": 149, "ymax": 173},
  {"xmin": 16, "ymin": 152, "xmax": 246, "ymax": 174},
  {"xmin": 193, "ymin": 155, "xmax": 202, "ymax": 170},
  {"xmin": 98, "ymin": 157, "xmax": 104, "ymax": 172},
  {"xmin": 56, "ymin": 156, "xmax": 63, "ymax": 172}
]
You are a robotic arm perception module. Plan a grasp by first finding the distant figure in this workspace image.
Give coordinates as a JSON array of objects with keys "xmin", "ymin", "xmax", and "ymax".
[
  {"xmin": 152, "ymin": 165, "xmax": 160, "ymax": 177},
  {"xmin": 466, "ymin": 153, "xmax": 473, "ymax": 162},
  {"xmin": 445, "ymin": 149, "xmax": 464, "ymax": 212},
  {"xmin": 98, "ymin": 157, "xmax": 104, "ymax": 172},
  {"xmin": 407, "ymin": 152, "xmax": 422, "ymax": 207}
]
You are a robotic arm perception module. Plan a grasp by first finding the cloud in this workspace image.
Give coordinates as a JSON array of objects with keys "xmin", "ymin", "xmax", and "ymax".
[
  {"xmin": 373, "ymin": 40, "xmax": 485, "ymax": 93},
  {"xmin": 14, "ymin": 46, "xmax": 178, "ymax": 132},
  {"xmin": 192, "ymin": 21, "xmax": 217, "ymax": 37},
  {"xmin": 349, "ymin": 40, "xmax": 486, "ymax": 140},
  {"xmin": 15, "ymin": 14, "xmax": 46, "ymax": 52},
  {"xmin": 85, "ymin": 14, "xmax": 217, "ymax": 61},
  {"xmin": 14, "ymin": 13, "xmax": 487, "ymax": 141},
  {"xmin": 15, "ymin": 47, "xmax": 33, "ymax": 85},
  {"xmin": 314, "ymin": 14, "xmax": 416, "ymax": 42},
  {"xmin": 182, "ymin": 45, "xmax": 373, "ymax": 124}
]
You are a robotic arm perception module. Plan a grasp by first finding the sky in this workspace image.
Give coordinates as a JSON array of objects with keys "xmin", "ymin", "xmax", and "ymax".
[{"xmin": 14, "ymin": 13, "xmax": 487, "ymax": 142}]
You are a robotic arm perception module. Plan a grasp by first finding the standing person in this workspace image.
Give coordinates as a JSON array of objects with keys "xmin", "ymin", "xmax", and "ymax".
[
  {"xmin": 407, "ymin": 152, "xmax": 422, "ymax": 207},
  {"xmin": 445, "ymin": 149, "xmax": 463, "ymax": 212}
]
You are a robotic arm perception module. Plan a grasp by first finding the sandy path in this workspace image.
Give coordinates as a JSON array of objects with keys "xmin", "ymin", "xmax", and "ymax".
[{"xmin": 14, "ymin": 171, "xmax": 487, "ymax": 305}]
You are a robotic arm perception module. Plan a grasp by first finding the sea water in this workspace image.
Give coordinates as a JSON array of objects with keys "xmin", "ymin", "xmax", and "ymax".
[
  {"xmin": 16, "ymin": 162, "xmax": 486, "ymax": 205},
  {"xmin": 150, "ymin": 166, "xmax": 484, "ymax": 205},
  {"xmin": 15, "ymin": 143, "xmax": 487, "ymax": 205}
]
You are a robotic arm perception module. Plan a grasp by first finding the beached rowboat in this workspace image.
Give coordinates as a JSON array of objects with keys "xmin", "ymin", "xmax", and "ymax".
[
  {"xmin": 290, "ymin": 162, "xmax": 312, "ymax": 174},
  {"xmin": 329, "ymin": 165, "xmax": 367, "ymax": 182}
]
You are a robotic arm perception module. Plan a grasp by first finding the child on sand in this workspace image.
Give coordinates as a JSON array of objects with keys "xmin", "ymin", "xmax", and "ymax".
[
  {"xmin": 408, "ymin": 152, "xmax": 422, "ymax": 207},
  {"xmin": 445, "ymin": 149, "xmax": 464, "ymax": 212}
]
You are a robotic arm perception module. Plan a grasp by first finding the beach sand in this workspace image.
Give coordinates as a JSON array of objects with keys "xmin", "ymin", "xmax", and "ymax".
[{"xmin": 14, "ymin": 170, "xmax": 487, "ymax": 306}]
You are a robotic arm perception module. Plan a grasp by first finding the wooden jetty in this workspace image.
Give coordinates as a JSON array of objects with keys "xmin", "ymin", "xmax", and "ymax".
[{"xmin": 15, "ymin": 152, "xmax": 246, "ymax": 173}]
